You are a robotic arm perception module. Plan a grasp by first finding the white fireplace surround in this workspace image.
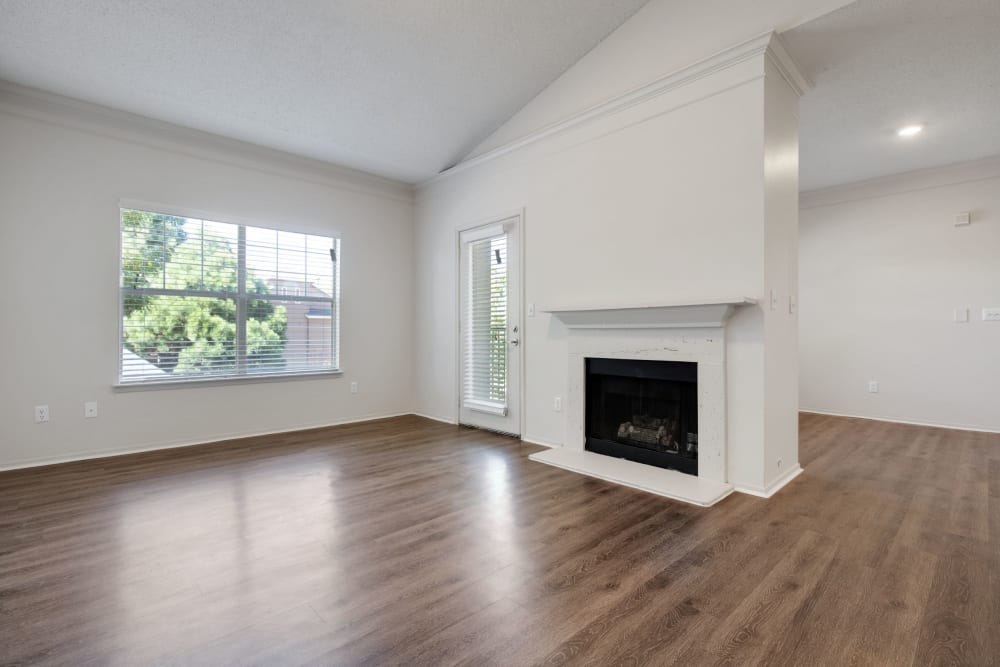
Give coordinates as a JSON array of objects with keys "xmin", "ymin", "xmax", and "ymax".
[{"xmin": 529, "ymin": 299, "xmax": 755, "ymax": 507}]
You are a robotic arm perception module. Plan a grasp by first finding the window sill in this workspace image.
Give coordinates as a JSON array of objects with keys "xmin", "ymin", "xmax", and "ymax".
[{"xmin": 113, "ymin": 369, "xmax": 343, "ymax": 392}]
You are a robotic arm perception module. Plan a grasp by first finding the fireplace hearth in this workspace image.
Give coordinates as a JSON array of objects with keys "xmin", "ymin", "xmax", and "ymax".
[{"xmin": 585, "ymin": 357, "xmax": 698, "ymax": 475}]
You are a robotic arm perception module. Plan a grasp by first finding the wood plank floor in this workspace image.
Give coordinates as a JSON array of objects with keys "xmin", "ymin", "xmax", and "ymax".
[{"xmin": 1, "ymin": 413, "xmax": 998, "ymax": 666}]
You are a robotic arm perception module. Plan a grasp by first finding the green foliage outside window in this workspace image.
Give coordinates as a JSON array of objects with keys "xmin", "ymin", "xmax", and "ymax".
[{"xmin": 121, "ymin": 211, "xmax": 287, "ymax": 375}]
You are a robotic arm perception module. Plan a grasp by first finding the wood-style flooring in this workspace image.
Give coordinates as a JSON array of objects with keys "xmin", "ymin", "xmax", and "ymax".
[{"xmin": 1, "ymin": 413, "xmax": 998, "ymax": 666}]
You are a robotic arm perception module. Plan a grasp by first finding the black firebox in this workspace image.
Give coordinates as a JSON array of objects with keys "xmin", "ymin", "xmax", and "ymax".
[{"xmin": 585, "ymin": 358, "xmax": 698, "ymax": 475}]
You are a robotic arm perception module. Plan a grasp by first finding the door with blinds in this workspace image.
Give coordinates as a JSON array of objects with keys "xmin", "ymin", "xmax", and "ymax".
[{"xmin": 459, "ymin": 218, "xmax": 521, "ymax": 435}]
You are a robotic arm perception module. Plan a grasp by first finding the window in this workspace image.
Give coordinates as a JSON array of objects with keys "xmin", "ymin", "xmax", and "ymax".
[
  {"xmin": 119, "ymin": 207, "xmax": 339, "ymax": 384},
  {"xmin": 463, "ymin": 233, "xmax": 507, "ymax": 409}
]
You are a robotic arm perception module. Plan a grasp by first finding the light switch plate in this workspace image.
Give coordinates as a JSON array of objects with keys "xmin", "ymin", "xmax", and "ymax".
[
  {"xmin": 954, "ymin": 308, "xmax": 969, "ymax": 323},
  {"xmin": 983, "ymin": 307, "xmax": 1000, "ymax": 322}
]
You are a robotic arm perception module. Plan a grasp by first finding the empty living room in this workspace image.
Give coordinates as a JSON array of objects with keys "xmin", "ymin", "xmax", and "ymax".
[{"xmin": 2, "ymin": 0, "xmax": 999, "ymax": 664}]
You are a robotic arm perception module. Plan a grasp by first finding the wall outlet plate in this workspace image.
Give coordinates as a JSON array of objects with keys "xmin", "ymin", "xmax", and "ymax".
[
  {"xmin": 868, "ymin": 381, "xmax": 879, "ymax": 394},
  {"xmin": 85, "ymin": 402, "xmax": 98, "ymax": 418},
  {"xmin": 553, "ymin": 396, "xmax": 562, "ymax": 412},
  {"xmin": 35, "ymin": 405, "xmax": 49, "ymax": 423},
  {"xmin": 350, "ymin": 381, "xmax": 359, "ymax": 394}
]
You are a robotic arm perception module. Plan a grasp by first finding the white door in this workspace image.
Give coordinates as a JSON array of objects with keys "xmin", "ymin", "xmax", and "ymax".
[{"xmin": 459, "ymin": 217, "xmax": 521, "ymax": 435}]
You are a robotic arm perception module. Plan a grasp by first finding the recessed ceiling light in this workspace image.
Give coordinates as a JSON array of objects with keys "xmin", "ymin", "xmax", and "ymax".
[{"xmin": 897, "ymin": 124, "xmax": 924, "ymax": 137}]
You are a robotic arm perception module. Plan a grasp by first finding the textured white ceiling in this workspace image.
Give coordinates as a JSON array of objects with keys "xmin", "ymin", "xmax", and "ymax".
[
  {"xmin": 785, "ymin": 0, "xmax": 1000, "ymax": 192},
  {"xmin": 0, "ymin": 0, "xmax": 649, "ymax": 183}
]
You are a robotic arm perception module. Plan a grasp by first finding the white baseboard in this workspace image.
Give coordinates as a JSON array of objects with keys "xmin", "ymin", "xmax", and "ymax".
[
  {"xmin": 735, "ymin": 464, "xmax": 804, "ymax": 499},
  {"xmin": 0, "ymin": 412, "xmax": 412, "ymax": 472},
  {"xmin": 411, "ymin": 412, "xmax": 458, "ymax": 425},
  {"xmin": 799, "ymin": 409, "xmax": 1000, "ymax": 434},
  {"xmin": 520, "ymin": 434, "xmax": 561, "ymax": 449}
]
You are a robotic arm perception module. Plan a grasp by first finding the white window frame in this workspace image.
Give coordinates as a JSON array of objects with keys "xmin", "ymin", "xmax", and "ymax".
[{"xmin": 115, "ymin": 201, "xmax": 341, "ymax": 389}]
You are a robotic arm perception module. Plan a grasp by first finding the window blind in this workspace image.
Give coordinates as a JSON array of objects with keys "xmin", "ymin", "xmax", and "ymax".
[
  {"xmin": 463, "ymin": 233, "xmax": 508, "ymax": 414},
  {"xmin": 119, "ymin": 208, "xmax": 339, "ymax": 384}
]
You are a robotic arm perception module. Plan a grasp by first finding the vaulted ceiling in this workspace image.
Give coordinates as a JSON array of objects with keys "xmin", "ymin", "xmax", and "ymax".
[
  {"xmin": 3, "ymin": 1, "xmax": 998, "ymax": 191},
  {"xmin": 0, "ymin": 0, "xmax": 649, "ymax": 183}
]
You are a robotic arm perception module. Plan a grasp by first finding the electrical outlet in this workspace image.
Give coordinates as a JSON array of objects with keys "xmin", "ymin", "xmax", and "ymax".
[
  {"xmin": 777, "ymin": 458, "xmax": 782, "ymax": 470},
  {"xmin": 868, "ymin": 381, "xmax": 879, "ymax": 394},
  {"xmin": 983, "ymin": 307, "xmax": 1000, "ymax": 322},
  {"xmin": 553, "ymin": 396, "xmax": 562, "ymax": 412},
  {"xmin": 34, "ymin": 405, "xmax": 49, "ymax": 423},
  {"xmin": 350, "ymin": 381, "xmax": 359, "ymax": 394},
  {"xmin": 84, "ymin": 402, "xmax": 98, "ymax": 418},
  {"xmin": 788, "ymin": 295, "xmax": 797, "ymax": 315}
]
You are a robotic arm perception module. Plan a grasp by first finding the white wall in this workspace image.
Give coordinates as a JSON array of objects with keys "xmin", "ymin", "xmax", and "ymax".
[
  {"xmin": 762, "ymin": 58, "xmax": 802, "ymax": 487},
  {"xmin": 415, "ymin": 35, "xmax": 803, "ymax": 493},
  {"xmin": 800, "ymin": 157, "xmax": 1000, "ymax": 432},
  {"xmin": 0, "ymin": 87, "xmax": 415, "ymax": 469}
]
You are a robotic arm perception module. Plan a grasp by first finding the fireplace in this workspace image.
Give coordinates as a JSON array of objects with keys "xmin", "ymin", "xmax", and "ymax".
[
  {"xmin": 585, "ymin": 358, "xmax": 698, "ymax": 475},
  {"xmin": 529, "ymin": 301, "xmax": 750, "ymax": 506}
]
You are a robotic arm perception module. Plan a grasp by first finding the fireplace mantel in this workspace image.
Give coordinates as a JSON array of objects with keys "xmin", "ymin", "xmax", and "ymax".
[
  {"xmin": 543, "ymin": 298, "xmax": 756, "ymax": 329},
  {"xmin": 529, "ymin": 300, "xmax": 753, "ymax": 507}
]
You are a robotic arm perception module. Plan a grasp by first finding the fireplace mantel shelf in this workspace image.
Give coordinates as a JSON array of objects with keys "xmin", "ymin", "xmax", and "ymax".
[{"xmin": 544, "ymin": 298, "xmax": 756, "ymax": 329}]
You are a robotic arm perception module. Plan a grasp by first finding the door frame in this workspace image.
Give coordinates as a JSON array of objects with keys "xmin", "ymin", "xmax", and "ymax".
[{"xmin": 455, "ymin": 208, "xmax": 525, "ymax": 436}]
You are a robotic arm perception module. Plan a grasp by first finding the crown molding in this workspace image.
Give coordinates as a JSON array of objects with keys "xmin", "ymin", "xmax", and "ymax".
[
  {"xmin": 0, "ymin": 80, "xmax": 415, "ymax": 204},
  {"xmin": 421, "ymin": 31, "xmax": 802, "ymax": 190},
  {"xmin": 800, "ymin": 154, "xmax": 1000, "ymax": 209},
  {"xmin": 765, "ymin": 32, "xmax": 812, "ymax": 97}
]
